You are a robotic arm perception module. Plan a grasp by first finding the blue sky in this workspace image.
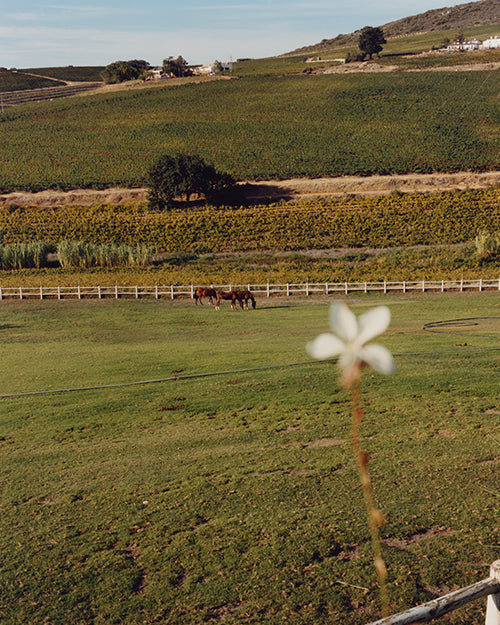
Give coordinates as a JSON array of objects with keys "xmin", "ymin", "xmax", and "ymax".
[{"xmin": 2, "ymin": 0, "xmax": 450, "ymax": 68}]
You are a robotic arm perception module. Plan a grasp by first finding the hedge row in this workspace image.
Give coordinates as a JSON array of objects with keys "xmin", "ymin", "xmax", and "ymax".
[{"xmin": 1, "ymin": 189, "xmax": 498, "ymax": 252}]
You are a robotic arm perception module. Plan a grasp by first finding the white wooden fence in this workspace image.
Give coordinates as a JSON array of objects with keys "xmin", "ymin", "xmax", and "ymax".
[
  {"xmin": 367, "ymin": 560, "xmax": 500, "ymax": 624},
  {"xmin": 0, "ymin": 278, "xmax": 499, "ymax": 301}
]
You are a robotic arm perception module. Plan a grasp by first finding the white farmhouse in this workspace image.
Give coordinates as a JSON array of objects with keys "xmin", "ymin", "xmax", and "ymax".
[{"xmin": 483, "ymin": 35, "xmax": 500, "ymax": 49}]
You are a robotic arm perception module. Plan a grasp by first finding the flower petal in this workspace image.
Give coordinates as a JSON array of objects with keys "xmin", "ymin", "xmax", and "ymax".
[
  {"xmin": 307, "ymin": 333, "xmax": 344, "ymax": 360},
  {"xmin": 357, "ymin": 306, "xmax": 391, "ymax": 345},
  {"xmin": 330, "ymin": 302, "xmax": 358, "ymax": 342},
  {"xmin": 358, "ymin": 344, "xmax": 395, "ymax": 375}
]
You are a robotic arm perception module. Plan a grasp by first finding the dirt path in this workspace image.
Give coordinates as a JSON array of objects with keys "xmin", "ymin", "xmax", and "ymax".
[{"xmin": 1, "ymin": 171, "xmax": 499, "ymax": 209}]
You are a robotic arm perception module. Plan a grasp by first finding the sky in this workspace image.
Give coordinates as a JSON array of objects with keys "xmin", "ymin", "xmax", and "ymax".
[{"xmin": 2, "ymin": 0, "xmax": 453, "ymax": 69}]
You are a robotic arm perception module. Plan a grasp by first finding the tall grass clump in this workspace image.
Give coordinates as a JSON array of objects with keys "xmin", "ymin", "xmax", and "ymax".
[
  {"xmin": 475, "ymin": 229, "xmax": 500, "ymax": 260},
  {"xmin": 0, "ymin": 241, "xmax": 50, "ymax": 269},
  {"xmin": 56, "ymin": 240, "xmax": 152, "ymax": 268}
]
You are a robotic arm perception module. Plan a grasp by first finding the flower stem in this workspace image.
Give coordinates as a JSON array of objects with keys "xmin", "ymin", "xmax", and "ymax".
[{"xmin": 350, "ymin": 373, "xmax": 390, "ymax": 617}]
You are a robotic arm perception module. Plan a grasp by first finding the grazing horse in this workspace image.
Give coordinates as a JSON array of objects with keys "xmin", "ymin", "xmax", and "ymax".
[
  {"xmin": 215, "ymin": 291, "xmax": 242, "ymax": 311},
  {"xmin": 194, "ymin": 287, "xmax": 217, "ymax": 305},
  {"xmin": 235, "ymin": 290, "xmax": 256, "ymax": 309}
]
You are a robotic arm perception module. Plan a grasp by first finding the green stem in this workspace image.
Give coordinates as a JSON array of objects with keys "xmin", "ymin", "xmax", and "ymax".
[{"xmin": 351, "ymin": 372, "xmax": 390, "ymax": 617}]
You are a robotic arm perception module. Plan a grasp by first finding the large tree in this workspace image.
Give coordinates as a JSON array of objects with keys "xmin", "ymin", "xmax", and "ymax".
[
  {"xmin": 100, "ymin": 59, "xmax": 150, "ymax": 84},
  {"xmin": 358, "ymin": 27, "xmax": 386, "ymax": 60},
  {"xmin": 162, "ymin": 56, "xmax": 190, "ymax": 77},
  {"xmin": 147, "ymin": 152, "xmax": 235, "ymax": 209}
]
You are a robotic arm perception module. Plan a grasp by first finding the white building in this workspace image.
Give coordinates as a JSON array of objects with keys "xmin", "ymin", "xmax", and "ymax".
[{"xmin": 483, "ymin": 36, "xmax": 500, "ymax": 49}]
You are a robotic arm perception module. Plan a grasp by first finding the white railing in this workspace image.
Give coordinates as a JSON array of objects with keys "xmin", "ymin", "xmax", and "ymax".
[
  {"xmin": 0, "ymin": 279, "xmax": 499, "ymax": 301},
  {"xmin": 367, "ymin": 561, "xmax": 500, "ymax": 625}
]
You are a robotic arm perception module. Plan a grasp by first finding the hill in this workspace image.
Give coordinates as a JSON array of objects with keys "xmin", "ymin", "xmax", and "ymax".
[{"xmin": 291, "ymin": 0, "xmax": 500, "ymax": 53}]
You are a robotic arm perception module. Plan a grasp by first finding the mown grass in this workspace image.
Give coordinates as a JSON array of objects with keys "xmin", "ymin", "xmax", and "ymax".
[{"xmin": 0, "ymin": 293, "xmax": 498, "ymax": 624}]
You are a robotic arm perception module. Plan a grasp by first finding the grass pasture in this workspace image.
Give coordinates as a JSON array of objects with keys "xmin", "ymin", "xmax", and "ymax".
[{"xmin": 0, "ymin": 292, "xmax": 498, "ymax": 624}]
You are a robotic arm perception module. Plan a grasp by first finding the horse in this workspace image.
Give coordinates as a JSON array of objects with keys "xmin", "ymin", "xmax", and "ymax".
[
  {"xmin": 194, "ymin": 287, "xmax": 217, "ymax": 305},
  {"xmin": 234, "ymin": 290, "xmax": 256, "ymax": 309},
  {"xmin": 215, "ymin": 291, "xmax": 242, "ymax": 311}
]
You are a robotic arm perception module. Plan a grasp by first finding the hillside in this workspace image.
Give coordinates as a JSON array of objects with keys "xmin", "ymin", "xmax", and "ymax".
[{"xmin": 291, "ymin": 0, "xmax": 500, "ymax": 53}]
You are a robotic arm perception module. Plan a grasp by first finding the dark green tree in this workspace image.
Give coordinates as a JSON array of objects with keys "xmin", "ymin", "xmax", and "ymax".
[
  {"xmin": 162, "ymin": 56, "xmax": 190, "ymax": 77},
  {"xmin": 101, "ymin": 59, "xmax": 150, "ymax": 84},
  {"xmin": 147, "ymin": 152, "xmax": 235, "ymax": 209},
  {"xmin": 358, "ymin": 27, "xmax": 386, "ymax": 60}
]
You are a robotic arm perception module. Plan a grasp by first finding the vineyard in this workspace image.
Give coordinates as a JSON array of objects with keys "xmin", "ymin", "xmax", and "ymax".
[
  {"xmin": 1, "ymin": 69, "xmax": 499, "ymax": 191},
  {"xmin": 1, "ymin": 189, "xmax": 498, "ymax": 252}
]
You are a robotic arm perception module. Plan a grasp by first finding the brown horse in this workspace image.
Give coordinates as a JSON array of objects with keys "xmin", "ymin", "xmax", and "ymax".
[
  {"xmin": 235, "ymin": 290, "xmax": 256, "ymax": 309},
  {"xmin": 215, "ymin": 291, "xmax": 242, "ymax": 311},
  {"xmin": 194, "ymin": 287, "xmax": 217, "ymax": 305}
]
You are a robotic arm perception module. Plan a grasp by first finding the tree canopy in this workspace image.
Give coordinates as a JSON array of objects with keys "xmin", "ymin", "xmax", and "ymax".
[
  {"xmin": 147, "ymin": 152, "xmax": 235, "ymax": 209},
  {"xmin": 162, "ymin": 56, "xmax": 190, "ymax": 78},
  {"xmin": 358, "ymin": 27, "xmax": 386, "ymax": 60},
  {"xmin": 101, "ymin": 60, "xmax": 150, "ymax": 84}
]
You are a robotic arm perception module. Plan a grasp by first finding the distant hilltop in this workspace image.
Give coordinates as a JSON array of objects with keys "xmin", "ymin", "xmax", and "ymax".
[{"xmin": 290, "ymin": 0, "xmax": 500, "ymax": 54}]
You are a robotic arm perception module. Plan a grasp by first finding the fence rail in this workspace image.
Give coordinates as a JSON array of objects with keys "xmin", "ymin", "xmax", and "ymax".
[
  {"xmin": 0, "ymin": 279, "xmax": 499, "ymax": 301},
  {"xmin": 367, "ymin": 561, "xmax": 500, "ymax": 625}
]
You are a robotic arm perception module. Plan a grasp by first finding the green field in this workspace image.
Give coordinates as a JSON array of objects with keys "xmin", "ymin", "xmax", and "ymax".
[
  {"xmin": 0, "ymin": 293, "xmax": 498, "ymax": 624},
  {"xmin": 1, "ymin": 67, "xmax": 499, "ymax": 191}
]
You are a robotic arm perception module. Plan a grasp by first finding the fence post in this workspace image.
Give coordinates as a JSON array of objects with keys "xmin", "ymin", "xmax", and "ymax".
[
  {"xmin": 78, "ymin": 285, "xmax": 81, "ymax": 300},
  {"xmin": 441, "ymin": 280, "xmax": 444, "ymax": 292},
  {"xmin": 345, "ymin": 282, "xmax": 348, "ymax": 295},
  {"xmin": 403, "ymin": 281, "xmax": 406, "ymax": 293},
  {"xmin": 460, "ymin": 278, "xmax": 464, "ymax": 292},
  {"xmin": 58, "ymin": 286, "xmax": 61, "ymax": 301},
  {"xmin": 0, "ymin": 286, "xmax": 2, "ymax": 300},
  {"xmin": 39, "ymin": 286, "xmax": 43, "ymax": 300},
  {"xmin": 384, "ymin": 281, "xmax": 387, "ymax": 294},
  {"xmin": 422, "ymin": 280, "xmax": 425, "ymax": 292},
  {"xmin": 98, "ymin": 285, "xmax": 101, "ymax": 299},
  {"xmin": 115, "ymin": 285, "xmax": 118, "ymax": 299},
  {"xmin": 267, "ymin": 283, "xmax": 270, "ymax": 297},
  {"xmin": 486, "ymin": 561, "xmax": 500, "ymax": 625},
  {"xmin": 19, "ymin": 287, "xmax": 23, "ymax": 300},
  {"xmin": 155, "ymin": 285, "xmax": 159, "ymax": 300},
  {"xmin": 171, "ymin": 285, "xmax": 174, "ymax": 300},
  {"xmin": 306, "ymin": 282, "xmax": 309, "ymax": 296},
  {"xmin": 287, "ymin": 283, "xmax": 290, "ymax": 297},
  {"xmin": 135, "ymin": 286, "xmax": 139, "ymax": 299},
  {"xmin": 325, "ymin": 282, "xmax": 328, "ymax": 295},
  {"xmin": 364, "ymin": 282, "xmax": 368, "ymax": 294},
  {"xmin": 479, "ymin": 279, "xmax": 483, "ymax": 292}
]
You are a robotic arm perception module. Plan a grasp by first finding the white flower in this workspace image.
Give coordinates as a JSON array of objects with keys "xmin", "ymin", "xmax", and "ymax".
[{"xmin": 307, "ymin": 302, "xmax": 395, "ymax": 385}]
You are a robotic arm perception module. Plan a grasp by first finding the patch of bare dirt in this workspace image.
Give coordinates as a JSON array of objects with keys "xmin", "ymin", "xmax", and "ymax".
[
  {"xmin": 1, "ymin": 171, "xmax": 499, "ymax": 209},
  {"xmin": 383, "ymin": 526, "xmax": 456, "ymax": 551}
]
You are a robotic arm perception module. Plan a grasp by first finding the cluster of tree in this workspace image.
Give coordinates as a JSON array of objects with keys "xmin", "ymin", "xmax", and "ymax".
[
  {"xmin": 162, "ymin": 56, "xmax": 190, "ymax": 77},
  {"xmin": 345, "ymin": 27, "xmax": 387, "ymax": 62},
  {"xmin": 101, "ymin": 59, "xmax": 151, "ymax": 84},
  {"xmin": 147, "ymin": 152, "xmax": 237, "ymax": 209}
]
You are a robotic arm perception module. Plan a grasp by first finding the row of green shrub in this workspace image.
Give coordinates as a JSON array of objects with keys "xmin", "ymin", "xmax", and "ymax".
[
  {"xmin": 0, "ymin": 240, "xmax": 152, "ymax": 270},
  {"xmin": 1, "ymin": 189, "xmax": 498, "ymax": 253}
]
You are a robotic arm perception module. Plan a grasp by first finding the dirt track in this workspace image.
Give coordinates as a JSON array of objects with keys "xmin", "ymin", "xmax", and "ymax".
[{"xmin": 1, "ymin": 171, "xmax": 499, "ymax": 209}]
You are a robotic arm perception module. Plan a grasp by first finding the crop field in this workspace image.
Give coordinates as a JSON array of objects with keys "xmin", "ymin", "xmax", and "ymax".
[
  {"xmin": 0, "ymin": 292, "xmax": 498, "ymax": 624},
  {"xmin": 0, "ymin": 68, "xmax": 499, "ymax": 191}
]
